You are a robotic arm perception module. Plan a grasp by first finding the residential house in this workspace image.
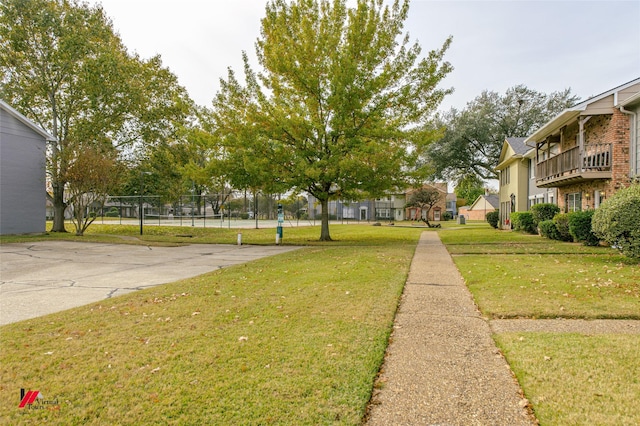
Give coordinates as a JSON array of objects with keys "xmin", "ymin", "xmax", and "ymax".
[
  {"xmin": 496, "ymin": 137, "xmax": 559, "ymax": 228},
  {"xmin": 373, "ymin": 191, "xmax": 407, "ymax": 222},
  {"xmin": 0, "ymin": 100, "xmax": 55, "ymax": 235},
  {"xmin": 307, "ymin": 183, "xmax": 451, "ymax": 222},
  {"xmin": 405, "ymin": 182, "xmax": 448, "ymax": 222},
  {"xmin": 459, "ymin": 194, "xmax": 498, "ymax": 221},
  {"xmin": 525, "ymin": 78, "xmax": 640, "ymax": 212},
  {"xmin": 307, "ymin": 192, "xmax": 406, "ymax": 222},
  {"xmin": 496, "ymin": 137, "xmax": 530, "ymax": 227}
]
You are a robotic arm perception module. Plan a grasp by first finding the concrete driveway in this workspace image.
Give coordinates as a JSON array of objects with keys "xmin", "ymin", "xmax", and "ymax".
[{"xmin": 0, "ymin": 241, "xmax": 300, "ymax": 325}]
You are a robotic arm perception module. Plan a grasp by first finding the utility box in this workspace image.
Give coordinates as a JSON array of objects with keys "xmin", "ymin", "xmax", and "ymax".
[{"xmin": 457, "ymin": 215, "xmax": 466, "ymax": 225}]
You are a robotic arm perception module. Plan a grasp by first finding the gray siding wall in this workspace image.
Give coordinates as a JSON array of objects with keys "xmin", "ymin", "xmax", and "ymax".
[{"xmin": 0, "ymin": 110, "xmax": 47, "ymax": 234}]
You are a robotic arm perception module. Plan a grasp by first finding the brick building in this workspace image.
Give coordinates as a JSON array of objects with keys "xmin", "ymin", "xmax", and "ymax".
[
  {"xmin": 458, "ymin": 194, "xmax": 498, "ymax": 221},
  {"xmin": 405, "ymin": 182, "xmax": 449, "ymax": 222},
  {"xmin": 525, "ymin": 78, "xmax": 640, "ymax": 212}
]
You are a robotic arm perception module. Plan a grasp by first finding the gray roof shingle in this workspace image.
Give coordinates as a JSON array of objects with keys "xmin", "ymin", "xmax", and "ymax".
[{"xmin": 506, "ymin": 137, "xmax": 528, "ymax": 155}]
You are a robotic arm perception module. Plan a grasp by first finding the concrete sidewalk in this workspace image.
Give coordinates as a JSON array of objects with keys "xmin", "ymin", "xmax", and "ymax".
[{"xmin": 366, "ymin": 232, "xmax": 535, "ymax": 425}]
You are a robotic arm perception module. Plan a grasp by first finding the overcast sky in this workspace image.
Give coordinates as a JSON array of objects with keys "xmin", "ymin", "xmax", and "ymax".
[{"xmin": 90, "ymin": 0, "xmax": 640, "ymax": 112}]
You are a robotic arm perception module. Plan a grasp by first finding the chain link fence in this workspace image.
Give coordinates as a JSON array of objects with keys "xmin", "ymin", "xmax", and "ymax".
[
  {"xmin": 81, "ymin": 194, "xmax": 404, "ymax": 228},
  {"xmin": 88, "ymin": 194, "xmax": 314, "ymax": 228}
]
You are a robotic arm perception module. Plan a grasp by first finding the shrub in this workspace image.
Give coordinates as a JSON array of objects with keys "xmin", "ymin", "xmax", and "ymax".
[
  {"xmin": 553, "ymin": 213, "xmax": 573, "ymax": 242},
  {"xmin": 510, "ymin": 211, "xmax": 536, "ymax": 234},
  {"xmin": 105, "ymin": 207, "xmax": 119, "ymax": 217},
  {"xmin": 538, "ymin": 220, "xmax": 560, "ymax": 240},
  {"xmin": 530, "ymin": 203, "xmax": 560, "ymax": 226},
  {"xmin": 486, "ymin": 211, "xmax": 499, "ymax": 229},
  {"xmin": 442, "ymin": 211, "xmax": 453, "ymax": 221},
  {"xmin": 568, "ymin": 210, "xmax": 600, "ymax": 246},
  {"xmin": 592, "ymin": 184, "xmax": 640, "ymax": 258}
]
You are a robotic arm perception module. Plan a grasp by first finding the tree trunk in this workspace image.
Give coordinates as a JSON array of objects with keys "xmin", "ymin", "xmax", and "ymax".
[
  {"xmin": 50, "ymin": 183, "xmax": 67, "ymax": 233},
  {"xmin": 422, "ymin": 207, "xmax": 432, "ymax": 227},
  {"xmin": 49, "ymin": 93, "xmax": 67, "ymax": 233},
  {"xmin": 74, "ymin": 207, "xmax": 84, "ymax": 236},
  {"xmin": 319, "ymin": 198, "xmax": 332, "ymax": 241},
  {"xmin": 254, "ymin": 190, "xmax": 259, "ymax": 229}
]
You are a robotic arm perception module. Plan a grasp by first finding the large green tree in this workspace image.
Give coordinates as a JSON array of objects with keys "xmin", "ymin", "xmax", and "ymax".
[
  {"xmin": 0, "ymin": 0, "xmax": 191, "ymax": 232},
  {"xmin": 427, "ymin": 85, "xmax": 579, "ymax": 182},
  {"xmin": 454, "ymin": 174, "xmax": 485, "ymax": 206},
  {"xmin": 213, "ymin": 0, "xmax": 452, "ymax": 240}
]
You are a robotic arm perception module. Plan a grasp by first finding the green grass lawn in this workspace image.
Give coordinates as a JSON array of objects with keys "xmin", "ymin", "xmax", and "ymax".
[
  {"xmin": 1, "ymin": 222, "xmax": 424, "ymax": 247},
  {"xmin": 4, "ymin": 222, "xmax": 639, "ymax": 425},
  {"xmin": 0, "ymin": 225, "xmax": 422, "ymax": 425},
  {"xmin": 440, "ymin": 226, "xmax": 640, "ymax": 319},
  {"xmin": 495, "ymin": 333, "xmax": 640, "ymax": 426},
  {"xmin": 440, "ymin": 224, "xmax": 640, "ymax": 425}
]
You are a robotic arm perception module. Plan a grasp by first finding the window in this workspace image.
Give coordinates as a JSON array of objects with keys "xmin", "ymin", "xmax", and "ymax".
[
  {"xmin": 500, "ymin": 201, "xmax": 511, "ymax": 226},
  {"xmin": 566, "ymin": 193, "xmax": 582, "ymax": 212},
  {"xmin": 500, "ymin": 167, "xmax": 511, "ymax": 186},
  {"xmin": 376, "ymin": 208, "xmax": 390, "ymax": 219},
  {"xmin": 529, "ymin": 194, "xmax": 544, "ymax": 208},
  {"xmin": 529, "ymin": 159, "xmax": 535, "ymax": 179},
  {"xmin": 343, "ymin": 207, "xmax": 355, "ymax": 219},
  {"xmin": 594, "ymin": 191, "xmax": 605, "ymax": 208}
]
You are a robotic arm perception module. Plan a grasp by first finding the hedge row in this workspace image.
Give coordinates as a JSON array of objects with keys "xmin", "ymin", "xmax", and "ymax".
[{"xmin": 499, "ymin": 185, "xmax": 640, "ymax": 258}]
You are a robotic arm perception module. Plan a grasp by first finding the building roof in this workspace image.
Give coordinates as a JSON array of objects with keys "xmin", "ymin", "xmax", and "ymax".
[
  {"xmin": 505, "ymin": 137, "xmax": 528, "ymax": 155},
  {"xmin": 620, "ymin": 91, "xmax": 640, "ymax": 108},
  {"xmin": 525, "ymin": 77, "xmax": 640, "ymax": 145},
  {"xmin": 496, "ymin": 137, "xmax": 532, "ymax": 171},
  {"xmin": 469, "ymin": 194, "xmax": 499, "ymax": 210},
  {"xmin": 0, "ymin": 99, "xmax": 56, "ymax": 141}
]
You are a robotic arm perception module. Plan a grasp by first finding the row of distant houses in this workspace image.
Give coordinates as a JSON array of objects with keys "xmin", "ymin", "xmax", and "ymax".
[{"xmin": 306, "ymin": 183, "xmax": 457, "ymax": 223}]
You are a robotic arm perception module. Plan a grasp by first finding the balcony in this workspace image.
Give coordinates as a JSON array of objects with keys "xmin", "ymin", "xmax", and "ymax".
[{"xmin": 535, "ymin": 144, "xmax": 612, "ymax": 188}]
